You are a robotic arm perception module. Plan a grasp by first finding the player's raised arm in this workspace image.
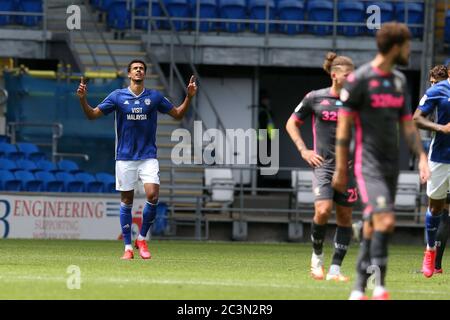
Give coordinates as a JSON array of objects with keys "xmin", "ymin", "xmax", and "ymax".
[
  {"xmin": 77, "ymin": 77, "xmax": 104, "ymax": 120},
  {"xmin": 168, "ymin": 75, "xmax": 198, "ymax": 120}
]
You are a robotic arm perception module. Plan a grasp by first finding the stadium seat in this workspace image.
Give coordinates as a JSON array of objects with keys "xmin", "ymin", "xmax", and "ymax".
[
  {"xmin": 248, "ymin": 0, "xmax": 276, "ymax": 34},
  {"xmin": 165, "ymin": 0, "xmax": 191, "ymax": 31},
  {"xmin": 100, "ymin": 0, "xmax": 114, "ymax": 11},
  {"xmin": 17, "ymin": 0, "xmax": 43, "ymax": 27},
  {"xmin": 307, "ymin": 0, "xmax": 333, "ymax": 36},
  {"xmin": 189, "ymin": 0, "xmax": 217, "ymax": 32},
  {"xmin": 95, "ymin": 172, "xmax": 116, "ymax": 193},
  {"xmin": 337, "ymin": 1, "xmax": 365, "ymax": 36},
  {"xmin": 278, "ymin": 0, "xmax": 305, "ymax": 35},
  {"xmin": 16, "ymin": 159, "xmax": 39, "ymax": 173},
  {"xmin": 75, "ymin": 172, "xmax": 104, "ymax": 193},
  {"xmin": 395, "ymin": 2, "xmax": 424, "ymax": 38},
  {"xmin": 35, "ymin": 171, "xmax": 64, "ymax": 192},
  {"xmin": 395, "ymin": 171, "xmax": 420, "ymax": 215},
  {"xmin": 291, "ymin": 169, "xmax": 314, "ymax": 208},
  {"xmin": 0, "ymin": 143, "xmax": 25, "ymax": 161},
  {"xmin": 366, "ymin": 1, "xmax": 394, "ymax": 35},
  {"xmin": 55, "ymin": 172, "xmax": 85, "ymax": 193},
  {"xmin": 107, "ymin": 0, "xmax": 131, "ymax": 30},
  {"xmin": 36, "ymin": 160, "xmax": 59, "ymax": 173},
  {"xmin": 445, "ymin": 10, "xmax": 450, "ymax": 43},
  {"xmin": 204, "ymin": 168, "xmax": 235, "ymax": 207},
  {"xmin": 135, "ymin": 0, "xmax": 162, "ymax": 30},
  {"xmin": 58, "ymin": 160, "xmax": 82, "ymax": 174},
  {"xmin": 90, "ymin": 0, "xmax": 101, "ymax": 9},
  {"xmin": 0, "ymin": 0, "xmax": 14, "ymax": 25},
  {"xmin": 219, "ymin": 0, "xmax": 247, "ymax": 33},
  {"xmin": 14, "ymin": 170, "xmax": 43, "ymax": 192},
  {"xmin": 0, "ymin": 135, "xmax": 9, "ymax": 143},
  {"xmin": 0, "ymin": 159, "xmax": 18, "ymax": 172},
  {"xmin": 16, "ymin": 142, "xmax": 46, "ymax": 161},
  {"xmin": 0, "ymin": 169, "xmax": 21, "ymax": 191}
]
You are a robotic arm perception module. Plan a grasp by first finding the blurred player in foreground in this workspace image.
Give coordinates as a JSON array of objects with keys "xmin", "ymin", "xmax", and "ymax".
[{"xmin": 332, "ymin": 22, "xmax": 430, "ymax": 300}]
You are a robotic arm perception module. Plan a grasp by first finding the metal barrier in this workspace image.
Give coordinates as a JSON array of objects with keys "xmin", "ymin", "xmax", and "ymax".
[
  {"xmin": 7, "ymin": 122, "xmax": 89, "ymax": 163},
  {"xmin": 131, "ymin": 0, "xmax": 427, "ymax": 48},
  {"xmin": 154, "ymin": 164, "xmax": 427, "ymax": 240},
  {"xmin": 0, "ymin": 0, "xmax": 48, "ymax": 58}
]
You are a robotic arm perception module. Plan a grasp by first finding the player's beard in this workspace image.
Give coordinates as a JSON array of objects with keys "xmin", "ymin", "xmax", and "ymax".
[
  {"xmin": 394, "ymin": 53, "xmax": 409, "ymax": 66},
  {"xmin": 133, "ymin": 78, "xmax": 143, "ymax": 84}
]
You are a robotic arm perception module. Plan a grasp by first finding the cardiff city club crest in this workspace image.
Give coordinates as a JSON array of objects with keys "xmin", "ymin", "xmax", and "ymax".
[{"xmin": 144, "ymin": 98, "xmax": 151, "ymax": 106}]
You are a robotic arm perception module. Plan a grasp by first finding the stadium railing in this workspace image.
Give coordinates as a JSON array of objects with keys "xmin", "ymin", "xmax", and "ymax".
[
  {"xmin": 141, "ymin": 164, "xmax": 426, "ymax": 240},
  {"xmin": 124, "ymin": 0, "xmax": 426, "ymax": 39}
]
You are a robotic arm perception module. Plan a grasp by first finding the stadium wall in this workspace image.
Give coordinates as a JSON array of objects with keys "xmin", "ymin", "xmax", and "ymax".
[{"xmin": 0, "ymin": 193, "xmax": 149, "ymax": 240}]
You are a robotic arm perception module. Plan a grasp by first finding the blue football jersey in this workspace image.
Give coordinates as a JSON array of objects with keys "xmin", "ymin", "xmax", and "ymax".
[
  {"xmin": 98, "ymin": 87, "xmax": 174, "ymax": 160},
  {"xmin": 418, "ymin": 79, "xmax": 450, "ymax": 163}
]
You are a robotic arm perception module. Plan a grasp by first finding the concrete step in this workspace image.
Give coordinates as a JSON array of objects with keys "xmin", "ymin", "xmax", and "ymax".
[
  {"xmin": 77, "ymin": 49, "xmax": 147, "ymax": 58},
  {"xmin": 74, "ymin": 38, "xmax": 142, "ymax": 46},
  {"xmin": 160, "ymin": 178, "xmax": 203, "ymax": 185},
  {"xmin": 78, "ymin": 53, "xmax": 149, "ymax": 65}
]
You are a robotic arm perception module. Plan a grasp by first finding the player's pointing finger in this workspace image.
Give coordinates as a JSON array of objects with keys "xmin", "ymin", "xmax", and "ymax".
[{"xmin": 189, "ymin": 75, "xmax": 196, "ymax": 84}]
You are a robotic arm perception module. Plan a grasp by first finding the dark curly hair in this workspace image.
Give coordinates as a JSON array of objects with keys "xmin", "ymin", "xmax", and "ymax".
[{"xmin": 429, "ymin": 65, "xmax": 448, "ymax": 82}]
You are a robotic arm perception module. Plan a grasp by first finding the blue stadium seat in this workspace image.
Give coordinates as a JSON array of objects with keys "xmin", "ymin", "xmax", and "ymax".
[
  {"xmin": 0, "ymin": 170, "xmax": 21, "ymax": 191},
  {"xmin": 220, "ymin": 0, "xmax": 247, "ymax": 32},
  {"xmin": 446, "ymin": 10, "xmax": 450, "ymax": 44},
  {"xmin": 0, "ymin": 135, "xmax": 9, "ymax": 143},
  {"xmin": 219, "ymin": 0, "xmax": 247, "ymax": 33},
  {"xmin": 17, "ymin": 0, "xmax": 43, "ymax": 27},
  {"xmin": 338, "ymin": 1, "xmax": 364, "ymax": 36},
  {"xmin": 0, "ymin": 143, "xmax": 25, "ymax": 161},
  {"xmin": 165, "ymin": 0, "xmax": 191, "ymax": 31},
  {"xmin": 16, "ymin": 159, "xmax": 39, "ymax": 173},
  {"xmin": 58, "ymin": 160, "xmax": 82, "ymax": 174},
  {"xmin": 107, "ymin": 0, "xmax": 131, "ymax": 30},
  {"xmin": 101, "ymin": 0, "xmax": 114, "ymax": 11},
  {"xmin": 95, "ymin": 172, "xmax": 116, "ymax": 193},
  {"xmin": 14, "ymin": 170, "xmax": 43, "ymax": 192},
  {"xmin": 91, "ymin": 0, "xmax": 102, "ymax": 10},
  {"xmin": 190, "ymin": 0, "xmax": 217, "ymax": 32},
  {"xmin": 75, "ymin": 172, "xmax": 104, "ymax": 193},
  {"xmin": 35, "ymin": 171, "xmax": 64, "ymax": 192},
  {"xmin": 278, "ymin": 0, "xmax": 305, "ymax": 35},
  {"xmin": 248, "ymin": 0, "xmax": 276, "ymax": 34},
  {"xmin": 16, "ymin": 142, "xmax": 46, "ymax": 161},
  {"xmin": 395, "ymin": 2, "xmax": 424, "ymax": 38},
  {"xmin": 0, "ymin": 159, "xmax": 18, "ymax": 172},
  {"xmin": 55, "ymin": 172, "xmax": 85, "ymax": 193},
  {"xmin": 365, "ymin": 2, "xmax": 394, "ymax": 35},
  {"xmin": 307, "ymin": 0, "xmax": 333, "ymax": 35},
  {"xmin": 135, "ymin": 0, "xmax": 162, "ymax": 30},
  {"xmin": 0, "ymin": 0, "xmax": 14, "ymax": 25},
  {"xmin": 36, "ymin": 160, "xmax": 59, "ymax": 173}
]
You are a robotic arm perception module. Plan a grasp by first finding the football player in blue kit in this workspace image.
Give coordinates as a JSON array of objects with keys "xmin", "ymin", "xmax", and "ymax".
[{"xmin": 77, "ymin": 60, "xmax": 197, "ymax": 259}]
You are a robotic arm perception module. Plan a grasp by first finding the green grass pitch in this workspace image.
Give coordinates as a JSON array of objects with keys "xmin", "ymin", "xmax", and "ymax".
[{"xmin": 0, "ymin": 239, "xmax": 449, "ymax": 300}]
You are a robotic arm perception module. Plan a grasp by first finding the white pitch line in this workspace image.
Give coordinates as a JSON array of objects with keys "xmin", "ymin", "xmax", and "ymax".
[{"xmin": 1, "ymin": 274, "xmax": 449, "ymax": 296}]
